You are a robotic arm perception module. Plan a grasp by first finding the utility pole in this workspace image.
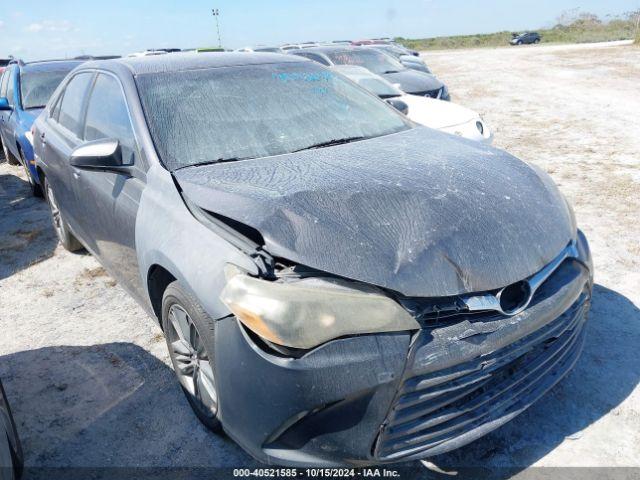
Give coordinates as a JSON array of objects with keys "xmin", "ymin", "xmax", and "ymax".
[{"xmin": 211, "ymin": 8, "xmax": 222, "ymax": 48}]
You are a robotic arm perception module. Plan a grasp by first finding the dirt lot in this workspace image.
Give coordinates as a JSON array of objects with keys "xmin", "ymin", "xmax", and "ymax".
[{"xmin": 0, "ymin": 41, "xmax": 638, "ymax": 476}]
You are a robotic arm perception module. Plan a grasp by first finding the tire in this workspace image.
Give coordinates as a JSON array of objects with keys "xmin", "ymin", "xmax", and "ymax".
[
  {"xmin": 18, "ymin": 147, "xmax": 43, "ymax": 198},
  {"xmin": 2, "ymin": 142, "xmax": 19, "ymax": 166},
  {"xmin": 43, "ymin": 178, "xmax": 83, "ymax": 252},
  {"xmin": 162, "ymin": 281, "xmax": 223, "ymax": 433},
  {"xmin": 534, "ymin": 38, "xmax": 540, "ymax": 44},
  {"xmin": 0, "ymin": 434, "xmax": 16, "ymax": 480}
]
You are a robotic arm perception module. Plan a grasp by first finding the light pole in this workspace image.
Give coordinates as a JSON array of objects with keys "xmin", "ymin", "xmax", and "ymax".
[{"xmin": 212, "ymin": 8, "xmax": 222, "ymax": 49}]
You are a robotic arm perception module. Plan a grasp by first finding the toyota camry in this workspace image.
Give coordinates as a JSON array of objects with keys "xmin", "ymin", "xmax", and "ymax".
[{"xmin": 32, "ymin": 53, "xmax": 592, "ymax": 467}]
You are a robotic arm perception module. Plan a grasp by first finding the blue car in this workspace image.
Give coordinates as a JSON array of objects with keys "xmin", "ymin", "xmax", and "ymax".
[{"xmin": 0, "ymin": 59, "xmax": 83, "ymax": 196}]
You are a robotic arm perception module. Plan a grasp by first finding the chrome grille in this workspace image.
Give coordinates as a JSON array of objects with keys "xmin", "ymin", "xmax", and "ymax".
[{"xmin": 373, "ymin": 259, "xmax": 590, "ymax": 461}]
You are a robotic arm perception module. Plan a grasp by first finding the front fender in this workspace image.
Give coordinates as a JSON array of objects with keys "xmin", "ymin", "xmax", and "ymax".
[{"xmin": 135, "ymin": 164, "xmax": 259, "ymax": 322}]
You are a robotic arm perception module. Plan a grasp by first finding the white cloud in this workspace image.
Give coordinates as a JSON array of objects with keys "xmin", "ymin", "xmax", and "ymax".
[{"xmin": 26, "ymin": 20, "xmax": 74, "ymax": 33}]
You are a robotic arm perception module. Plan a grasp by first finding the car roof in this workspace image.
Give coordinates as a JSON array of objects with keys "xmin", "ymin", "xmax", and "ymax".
[
  {"xmin": 20, "ymin": 60, "xmax": 85, "ymax": 72},
  {"xmin": 79, "ymin": 52, "xmax": 308, "ymax": 76}
]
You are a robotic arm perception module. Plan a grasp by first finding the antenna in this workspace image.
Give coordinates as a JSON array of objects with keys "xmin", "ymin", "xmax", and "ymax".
[{"xmin": 211, "ymin": 8, "xmax": 222, "ymax": 49}]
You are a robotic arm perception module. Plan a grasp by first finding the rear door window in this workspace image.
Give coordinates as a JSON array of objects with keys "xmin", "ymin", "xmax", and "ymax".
[
  {"xmin": 57, "ymin": 72, "xmax": 94, "ymax": 137},
  {"xmin": 83, "ymin": 73, "xmax": 137, "ymax": 165}
]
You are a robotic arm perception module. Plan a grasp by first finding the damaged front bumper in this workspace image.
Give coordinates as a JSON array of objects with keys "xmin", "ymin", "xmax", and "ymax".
[{"xmin": 213, "ymin": 231, "xmax": 593, "ymax": 466}]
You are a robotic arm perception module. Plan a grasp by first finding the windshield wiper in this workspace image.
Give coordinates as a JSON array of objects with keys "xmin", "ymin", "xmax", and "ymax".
[
  {"xmin": 382, "ymin": 70, "xmax": 400, "ymax": 74},
  {"xmin": 175, "ymin": 156, "xmax": 253, "ymax": 170},
  {"xmin": 292, "ymin": 136, "xmax": 367, "ymax": 152}
]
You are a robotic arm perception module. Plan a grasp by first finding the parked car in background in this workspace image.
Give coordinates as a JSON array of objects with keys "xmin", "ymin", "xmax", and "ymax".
[
  {"xmin": 33, "ymin": 52, "xmax": 592, "ymax": 467},
  {"xmin": 510, "ymin": 32, "xmax": 541, "ymax": 45},
  {"xmin": 0, "ymin": 59, "xmax": 11, "ymax": 76},
  {"xmin": 73, "ymin": 55, "xmax": 121, "ymax": 61},
  {"xmin": 333, "ymin": 65, "xmax": 492, "ymax": 143},
  {"xmin": 364, "ymin": 44, "xmax": 431, "ymax": 73},
  {"xmin": 236, "ymin": 46, "xmax": 286, "ymax": 53},
  {"xmin": 352, "ymin": 39, "xmax": 420, "ymax": 56},
  {"xmin": 127, "ymin": 50, "xmax": 168, "ymax": 57},
  {"xmin": 0, "ymin": 59, "xmax": 83, "ymax": 196},
  {"xmin": 0, "ymin": 380, "xmax": 22, "ymax": 480},
  {"xmin": 289, "ymin": 46, "xmax": 450, "ymax": 100}
]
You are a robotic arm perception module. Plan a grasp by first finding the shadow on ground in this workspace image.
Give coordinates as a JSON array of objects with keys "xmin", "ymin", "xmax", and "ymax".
[
  {"xmin": 0, "ymin": 343, "xmax": 255, "ymax": 474},
  {"xmin": 0, "ymin": 285, "xmax": 637, "ymax": 479},
  {"xmin": 0, "ymin": 173, "xmax": 58, "ymax": 280}
]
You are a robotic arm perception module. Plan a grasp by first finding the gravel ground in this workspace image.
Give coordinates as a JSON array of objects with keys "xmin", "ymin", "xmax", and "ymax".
[{"xmin": 0, "ymin": 41, "xmax": 638, "ymax": 477}]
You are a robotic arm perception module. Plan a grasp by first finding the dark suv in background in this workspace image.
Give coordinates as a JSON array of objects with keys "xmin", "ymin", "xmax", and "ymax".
[
  {"xmin": 510, "ymin": 32, "xmax": 541, "ymax": 45},
  {"xmin": 290, "ymin": 46, "xmax": 450, "ymax": 100}
]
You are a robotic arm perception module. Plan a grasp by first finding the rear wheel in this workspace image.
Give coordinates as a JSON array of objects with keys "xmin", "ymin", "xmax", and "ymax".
[
  {"xmin": 44, "ymin": 178, "xmax": 82, "ymax": 252},
  {"xmin": 2, "ymin": 142, "xmax": 19, "ymax": 166},
  {"xmin": 18, "ymin": 147, "xmax": 43, "ymax": 198},
  {"xmin": 162, "ymin": 281, "xmax": 222, "ymax": 432},
  {"xmin": 534, "ymin": 38, "xmax": 540, "ymax": 44}
]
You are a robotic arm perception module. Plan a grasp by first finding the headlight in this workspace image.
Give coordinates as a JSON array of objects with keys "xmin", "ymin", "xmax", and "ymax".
[{"xmin": 220, "ymin": 265, "xmax": 420, "ymax": 349}]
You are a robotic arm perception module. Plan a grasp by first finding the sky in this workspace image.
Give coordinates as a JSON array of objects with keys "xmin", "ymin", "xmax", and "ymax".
[{"xmin": 1, "ymin": 0, "xmax": 638, "ymax": 60}]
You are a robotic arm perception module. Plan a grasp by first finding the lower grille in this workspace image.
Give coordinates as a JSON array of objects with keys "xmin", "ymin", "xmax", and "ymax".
[{"xmin": 373, "ymin": 261, "xmax": 590, "ymax": 461}]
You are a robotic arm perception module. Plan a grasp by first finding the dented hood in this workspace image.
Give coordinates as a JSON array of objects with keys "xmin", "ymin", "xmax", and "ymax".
[{"xmin": 174, "ymin": 127, "xmax": 574, "ymax": 297}]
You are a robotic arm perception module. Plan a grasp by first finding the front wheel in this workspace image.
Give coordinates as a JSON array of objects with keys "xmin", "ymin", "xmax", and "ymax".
[
  {"xmin": 534, "ymin": 38, "xmax": 540, "ymax": 44},
  {"xmin": 162, "ymin": 281, "xmax": 223, "ymax": 433},
  {"xmin": 2, "ymin": 142, "xmax": 19, "ymax": 166},
  {"xmin": 44, "ymin": 178, "xmax": 82, "ymax": 252}
]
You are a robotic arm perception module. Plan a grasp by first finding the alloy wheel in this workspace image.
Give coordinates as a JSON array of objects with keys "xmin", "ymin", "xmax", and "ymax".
[
  {"xmin": 46, "ymin": 184, "xmax": 65, "ymax": 241},
  {"xmin": 167, "ymin": 304, "xmax": 218, "ymax": 415}
]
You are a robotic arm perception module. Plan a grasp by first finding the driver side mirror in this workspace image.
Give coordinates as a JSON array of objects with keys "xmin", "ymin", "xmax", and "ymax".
[
  {"xmin": 70, "ymin": 138, "xmax": 125, "ymax": 171},
  {"xmin": 0, "ymin": 97, "xmax": 11, "ymax": 111},
  {"xmin": 386, "ymin": 98, "xmax": 409, "ymax": 115}
]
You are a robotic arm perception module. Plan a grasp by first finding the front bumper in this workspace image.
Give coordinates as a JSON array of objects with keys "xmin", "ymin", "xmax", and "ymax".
[{"xmin": 214, "ymin": 232, "xmax": 592, "ymax": 466}]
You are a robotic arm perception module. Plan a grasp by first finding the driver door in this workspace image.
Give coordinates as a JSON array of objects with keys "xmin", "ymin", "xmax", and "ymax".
[{"xmin": 72, "ymin": 72, "xmax": 147, "ymax": 301}]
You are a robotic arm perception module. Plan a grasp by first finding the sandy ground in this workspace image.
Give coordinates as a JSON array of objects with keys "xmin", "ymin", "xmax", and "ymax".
[{"xmin": 0, "ymin": 41, "xmax": 638, "ymax": 477}]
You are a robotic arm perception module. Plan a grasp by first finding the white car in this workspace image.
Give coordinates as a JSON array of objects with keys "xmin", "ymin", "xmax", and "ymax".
[{"xmin": 333, "ymin": 65, "xmax": 492, "ymax": 143}]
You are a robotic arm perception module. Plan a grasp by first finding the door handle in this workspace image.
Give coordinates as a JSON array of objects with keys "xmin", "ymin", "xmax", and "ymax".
[
  {"xmin": 40, "ymin": 132, "xmax": 46, "ymax": 145},
  {"xmin": 73, "ymin": 171, "xmax": 81, "ymax": 180}
]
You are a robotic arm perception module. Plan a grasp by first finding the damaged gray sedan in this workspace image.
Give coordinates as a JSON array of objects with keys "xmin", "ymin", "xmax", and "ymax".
[{"xmin": 32, "ymin": 53, "xmax": 593, "ymax": 466}]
